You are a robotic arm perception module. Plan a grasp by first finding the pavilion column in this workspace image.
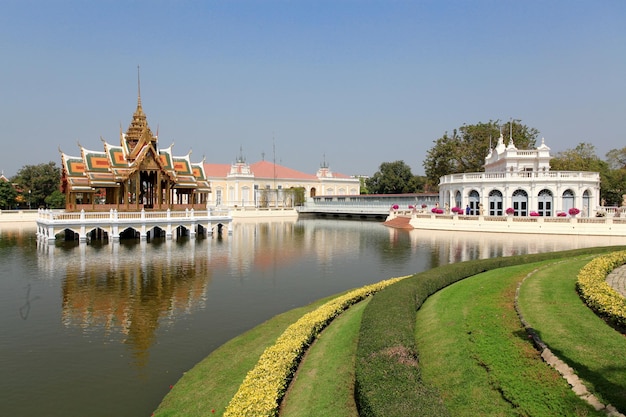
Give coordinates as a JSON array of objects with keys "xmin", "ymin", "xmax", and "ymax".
[
  {"xmin": 135, "ymin": 173, "xmax": 140, "ymax": 210},
  {"xmin": 157, "ymin": 171, "xmax": 162, "ymax": 209}
]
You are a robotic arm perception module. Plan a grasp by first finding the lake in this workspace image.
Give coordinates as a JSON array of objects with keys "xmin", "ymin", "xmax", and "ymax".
[{"xmin": 1, "ymin": 218, "xmax": 623, "ymax": 417}]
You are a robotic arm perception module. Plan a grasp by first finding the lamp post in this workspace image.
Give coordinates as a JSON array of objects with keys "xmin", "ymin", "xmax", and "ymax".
[{"xmin": 28, "ymin": 190, "xmax": 31, "ymax": 210}]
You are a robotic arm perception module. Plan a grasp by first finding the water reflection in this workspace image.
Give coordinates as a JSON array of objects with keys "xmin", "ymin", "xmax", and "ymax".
[{"xmin": 410, "ymin": 229, "xmax": 626, "ymax": 264}]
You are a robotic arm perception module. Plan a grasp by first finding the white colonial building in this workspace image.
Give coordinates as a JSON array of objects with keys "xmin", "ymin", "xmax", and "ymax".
[
  {"xmin": 204, "ymin": 156, "xmax": 360, "ymax": 208},
  {"xmin": 438, "ymin": 134, "xmax": 601, "ymax": 217}
]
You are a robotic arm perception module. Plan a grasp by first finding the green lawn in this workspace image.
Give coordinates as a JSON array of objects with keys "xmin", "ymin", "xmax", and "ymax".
[
  {"xmin": 519, "ymin": 258, "xmax": 626, "ymax": 411},
  {"xmin": 415, "ymin": 260, "xmax": 607, "ymax": 416},
  {"xmin": 279, "ymin": 299, "xmax": 368, "ymax": 417}
]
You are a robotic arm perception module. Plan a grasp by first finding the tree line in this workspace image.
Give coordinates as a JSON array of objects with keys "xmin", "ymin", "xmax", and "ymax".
[{"xmin": 0, "ymin": 162, "xmax": 64, "ymax": 210}]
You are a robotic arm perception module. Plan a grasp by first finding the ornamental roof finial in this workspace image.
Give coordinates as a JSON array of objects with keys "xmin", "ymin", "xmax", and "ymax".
[{"xmin": 137, "ymin": 65, "xmax": 142, "ymax": 108}]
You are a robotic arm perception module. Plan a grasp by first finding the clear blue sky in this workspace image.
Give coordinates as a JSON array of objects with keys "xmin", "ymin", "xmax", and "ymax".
[{"xmin": 1, "ymin": 0, "xmax": 624, "ymax": 178}]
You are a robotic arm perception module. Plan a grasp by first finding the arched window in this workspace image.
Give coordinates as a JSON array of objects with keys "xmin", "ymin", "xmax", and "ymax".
[
  {"xmin": 455, "ymin": 191, "xmax": 462, "ymax": 211},
  {"xmin": 468, "ymin": 190, "xmax": 480, "ymax": 215},
  {"xmin": 512, "ymin": 189, "xmax": 528, "ymax": 216},
  {"xmin": 583, "ymin": 190, "xmax": 591, "ymax": 217},
  {"xmin": 562, "ymin": 189, "xmax": 574, "ymax": 213},
  {"xmin": 241, "ymin": 186, "xmax": 250, "ymax": 206},
  {"xmin": 537, "ymin": 189, "xmax": 553, "ymax": 216},
  {"xmin": 488, "ymin": 189, "xmax": 503, "ymax": 216}
]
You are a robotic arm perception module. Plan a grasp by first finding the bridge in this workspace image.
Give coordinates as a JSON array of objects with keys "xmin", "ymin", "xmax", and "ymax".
[{"xmin": 297, "ymin": 193, "xmax": 439, "ymax": 218}]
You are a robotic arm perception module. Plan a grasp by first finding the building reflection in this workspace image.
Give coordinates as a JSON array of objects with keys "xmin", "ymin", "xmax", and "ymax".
[{"xmin": 407, "ymin": 229, "xmax": 626, "ymax": 264}]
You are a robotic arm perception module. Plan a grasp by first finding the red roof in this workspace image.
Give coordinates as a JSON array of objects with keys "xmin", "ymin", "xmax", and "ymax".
[
  {"xmin": 203, "ymin": 163, "xmax": 231, "ymax": 177},
  {"xmin": 249, "ymin": 160, "xmax": 317, "ymax": 180},
  {"xmin": 203, "ymin": 160, "xmax": 353, "ymax": 181}
]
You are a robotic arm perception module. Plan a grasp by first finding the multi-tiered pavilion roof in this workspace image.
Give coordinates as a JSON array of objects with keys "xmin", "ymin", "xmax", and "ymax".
[{"xmin": 59, "ymin": 87, "xmax": 210, "ymax": 211}]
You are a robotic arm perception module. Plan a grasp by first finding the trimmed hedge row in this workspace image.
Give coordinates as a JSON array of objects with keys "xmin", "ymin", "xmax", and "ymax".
[
  {"xmin": 354, "ymin": 247, "xmax": 625, "ymax": 417},
  {"xmin": 576, "ymin": 250, "xmax": 626, "ymax": 330},
  {"xmin": 223, "ymin": 275, "xmax": 408, "ymax": 417}
]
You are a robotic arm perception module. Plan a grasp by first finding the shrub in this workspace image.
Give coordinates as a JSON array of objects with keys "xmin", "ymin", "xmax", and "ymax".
[
  {"xmin": 506, "ymin": 207, "xmax": 514, "ymax": 215},
  {"xmin": 223, "ymin": 276, "xmax": 408, "ymax": 417},
  {"xmin": 569, "ymin": 207, "xmax": 580, "ymax": 216},
  {"xmin": 576, "ymin": 251, "xmax": 626, "ymax": 330}
]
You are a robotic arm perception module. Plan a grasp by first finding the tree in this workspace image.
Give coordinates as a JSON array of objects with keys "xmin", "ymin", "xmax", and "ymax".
[
  {"xmin": 606, "ymin": 146, "xmax": 626, "ymax": 170},
  {"xmin": 45, "ymin": 190, "xmax": 66, "ymax": 209},
  {"xmin": 550, "ymin": 143, "xmax": 606, "ymax": 172},
  {"xmin": 0, "ymin": 180, "xmax": 18, "ymax": 209},
  {"xmin": 550, "ymin": 142, "xmax": 619, "ymax": 206},
  {"xmin": 604, "ymin": 146, "xmax": 626, "ymax": 206},
  {"xmin": 423, "ymin": 120, "xmax": 539, "ymax": 187},
  {"xmin": 359, "ymin": 177, "xmax": 370, "ymax": 195},
  {"xmin": 366, "ymin": 161, "xmax": 423, "ymax": 194},
  {"xmin": 11, "ymin": 162, "xmax": 61, "ymax": 208}
]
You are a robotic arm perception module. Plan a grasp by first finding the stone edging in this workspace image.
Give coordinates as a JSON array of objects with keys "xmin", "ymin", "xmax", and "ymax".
[{"xmin": 514, "ymin": 267, "xmax": 625, "ymax": 417}]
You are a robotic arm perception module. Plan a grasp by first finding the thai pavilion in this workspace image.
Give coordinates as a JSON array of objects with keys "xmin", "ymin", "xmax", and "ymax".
[
  {"xmin": 438, "ymin": 133, "xmax": 601, "ymax": 217},
  {"xmin": 59, "ymin": 91, "xmax": 211, "ymax": 212}
]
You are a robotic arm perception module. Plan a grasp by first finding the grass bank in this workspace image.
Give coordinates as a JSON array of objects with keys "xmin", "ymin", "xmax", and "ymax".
[
  {"xmin": 279, "ymin": 299, "xmax": 368, "ymax": 417},
  {"xmin": 354, "ymin": 246, "xmax": 625, "ymax": 417},
  {"xmin": 152, "ymin": 296, "xmax": 336, "ymax": 417},
  {"xmin": 519, "ymin": 258, "xmax": 626, "ymax": 411},
  {"xmin": 416, "ymin": 260, "xmax": 605, "ymax": 416}
]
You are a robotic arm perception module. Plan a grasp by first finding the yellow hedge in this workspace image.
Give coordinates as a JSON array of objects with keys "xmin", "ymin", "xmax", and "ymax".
[
  {"xmin": 223, "ymin": 275, "xmax": 409, "ymax": 417},
  {"xmin": 576, "ymin": 251, "xmax": 626, "ymax": 328}
]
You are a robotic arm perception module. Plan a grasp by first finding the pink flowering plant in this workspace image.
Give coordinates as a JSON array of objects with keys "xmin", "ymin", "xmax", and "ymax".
[
  {"xmin": 557, "ymin": 211, "xmax": 567, "ymax": 217},
  {"xmin": 451, "ymin": 206, "xmax": 463, "ymax": 214},
  {"xmin": 530, "ymin": 211, "xmax": 540, "ymax": 216},
  {"xmin": 392, "ymin": 204, "xmax": 399, "ymax": 210},
  {"xmin": 569, "ymin": 207, "xmax": 580, "ymax": 216},
  {"xmin": 505, "ymin": 207, "xmax": 515, "ymax": 215}
]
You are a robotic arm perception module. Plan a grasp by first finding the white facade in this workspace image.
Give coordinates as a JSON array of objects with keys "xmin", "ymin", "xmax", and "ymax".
[
  {"xmin": 438, "ymin": 134, "xmax": 601, "ymax": 217},
  {"xmin": 205, "ymin": 159, "xmax": 360, "ymax": 208}
]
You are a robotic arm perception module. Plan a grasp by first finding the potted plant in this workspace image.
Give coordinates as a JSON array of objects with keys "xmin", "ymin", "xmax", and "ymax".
[
  {"xmin": 569, "ymin": 207, "xmax": 580, "ymax": 216},
  {"xmin": 505, "ymin": 207, "xmax": 515, "ymax": 215},
  {"xmin": 530, "ymin": 211, "xmax": 540, "ymax": 216}
]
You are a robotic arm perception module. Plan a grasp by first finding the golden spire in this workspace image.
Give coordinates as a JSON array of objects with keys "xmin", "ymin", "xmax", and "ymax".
[
  {"xmin": 123, "ymin": 66, "xmax": 155, "ymax": 153},
  {"xmin": 137, "ymin": 65, "xmax": 142, "ymax": 108}
]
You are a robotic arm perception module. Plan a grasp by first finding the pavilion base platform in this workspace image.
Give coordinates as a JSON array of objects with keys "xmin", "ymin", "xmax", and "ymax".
[{"xmin": 36, "ymin": 208, "xmax": 232, "ymax": 244}]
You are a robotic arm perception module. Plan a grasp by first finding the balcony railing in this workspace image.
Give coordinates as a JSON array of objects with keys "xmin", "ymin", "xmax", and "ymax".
[{"xmin": 440, "ymin": 171, "xmax": 600, "ymax": 185}]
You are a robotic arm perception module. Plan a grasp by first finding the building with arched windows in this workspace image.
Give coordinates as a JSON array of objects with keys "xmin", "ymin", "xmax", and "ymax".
[
  {"xmin": 438, "ymin": 134, "xmax": 601, "ymax": 217},
  {"xmin": 203, "ymin": 155, "xmax": 360, "ymax": 209}
]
